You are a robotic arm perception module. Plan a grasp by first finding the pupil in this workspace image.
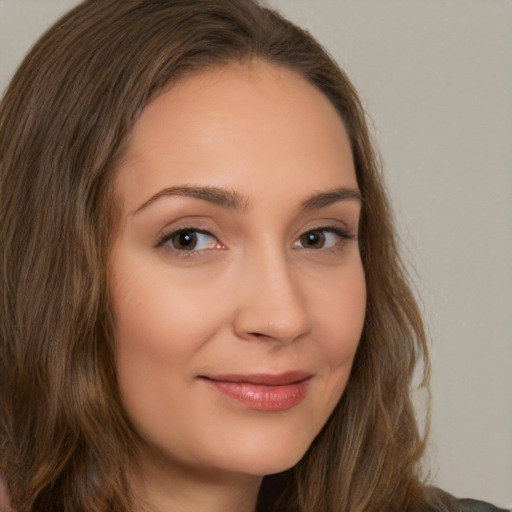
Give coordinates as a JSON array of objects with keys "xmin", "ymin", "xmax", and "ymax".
[
  {"xmin": 175, "ymin": 231, "xmax": 197, "ymax": 250},
  {"xmin": 304, "ymin": 231, "xmax": 324, "ymax": 248}
]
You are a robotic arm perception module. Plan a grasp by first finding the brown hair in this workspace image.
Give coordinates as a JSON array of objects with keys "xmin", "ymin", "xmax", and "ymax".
[{"xmin": 0, "ymin": 1, "xmax": 431, "ymax": 511}]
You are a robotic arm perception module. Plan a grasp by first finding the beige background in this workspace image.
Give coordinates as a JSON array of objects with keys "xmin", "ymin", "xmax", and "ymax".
[{"xmin": 1, "ymin": 0, "xmax": 511, "ymax": 508}]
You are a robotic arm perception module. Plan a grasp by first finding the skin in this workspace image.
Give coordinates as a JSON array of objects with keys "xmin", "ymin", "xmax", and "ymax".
[{"xmin": 109, "ymin": 60, "xmax": 367, "ymax": 512}]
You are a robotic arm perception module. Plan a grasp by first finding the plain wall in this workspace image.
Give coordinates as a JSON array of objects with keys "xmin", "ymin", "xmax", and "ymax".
[{"xmin": 1, "ymin": 0, "xmax": 511, "ymax": 508}]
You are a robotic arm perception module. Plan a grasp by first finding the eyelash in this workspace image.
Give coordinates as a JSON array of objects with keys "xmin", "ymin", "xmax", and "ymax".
[
  {"xmin": 155, "ymin": 228, "xmax": 219, "ymax": 257},
  {"xmin": 294, "ymin": 226, "xmax": 354, "ymax": 250},
  {"xmin": 155, "ymin": 225, "xmax": 354, "ymax": 256}
]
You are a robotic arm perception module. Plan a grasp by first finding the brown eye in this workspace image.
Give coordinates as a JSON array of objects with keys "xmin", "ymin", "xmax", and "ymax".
[
  {"xmin": 299, "ymin": 230, "xmax": 326, "ymax": 249},
  {"xmin": 294, "ymin": 228, "xmax": 350, "ymax": 250},
  {"xmin": 162, "ymin": 229, "xmax": 216, "ymax": 252},
  {"xmin": 171, "ymin": 230, "xmax": 198, "ymax": 250}
]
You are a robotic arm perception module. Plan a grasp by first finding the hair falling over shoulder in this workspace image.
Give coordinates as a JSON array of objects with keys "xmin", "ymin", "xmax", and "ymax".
[{"xmin": 1, "ymin": 1, "xmax": 436, "ymax": 511}]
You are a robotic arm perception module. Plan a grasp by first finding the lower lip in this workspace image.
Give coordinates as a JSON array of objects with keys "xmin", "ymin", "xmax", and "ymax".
[{"xmin": 204, "ymin": 379, "xmax": 308, "ymax": 411}]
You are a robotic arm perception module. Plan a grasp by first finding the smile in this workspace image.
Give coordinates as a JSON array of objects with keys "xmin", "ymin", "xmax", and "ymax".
[{"xmin": 200, "ymin": 371, "xmax": 312, "ymax": 411}]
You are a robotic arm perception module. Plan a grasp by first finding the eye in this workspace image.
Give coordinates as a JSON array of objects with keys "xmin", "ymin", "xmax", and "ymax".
[
  {"xmin": 294, "ymin": 228, "xmax": 350, "ymax": 250},
  {"xmin": 160, "ymin": 229, "xmax": 218, "ymax": 252}
]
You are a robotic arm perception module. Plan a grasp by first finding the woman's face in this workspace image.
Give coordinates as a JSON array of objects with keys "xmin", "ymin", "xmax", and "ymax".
[{"xmin": 110, "ymin": 61, "xmax": 366, "ymax": 479}]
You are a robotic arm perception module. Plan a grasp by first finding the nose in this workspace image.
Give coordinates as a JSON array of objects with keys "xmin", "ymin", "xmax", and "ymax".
[{"xmin": 233, "ymin": 247, "xmax": 312, "ymax": 344}]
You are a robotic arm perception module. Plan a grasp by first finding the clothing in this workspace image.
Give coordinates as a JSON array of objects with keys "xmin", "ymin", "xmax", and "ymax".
[
  {"xmin": 454, "ymin": 498, "xmax": 509, "ymax": 512},
  {"xmin": 423, "ymin": 488, "xmax": 510, "ymax": 512}
]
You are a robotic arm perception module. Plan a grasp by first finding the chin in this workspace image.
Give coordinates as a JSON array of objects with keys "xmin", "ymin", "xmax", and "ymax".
[
  {"xmin": 234, "ymin": 450, "xmax": 305, "ymax": 477},
  {"xmin": 196, "ymin": 427, "xmax": 316, "ymax": 477}
]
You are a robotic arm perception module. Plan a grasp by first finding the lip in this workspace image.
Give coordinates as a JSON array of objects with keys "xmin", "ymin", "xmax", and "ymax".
[{"xmin": 200, "ymin": 371, "xmax": 312, "ymax": 411}]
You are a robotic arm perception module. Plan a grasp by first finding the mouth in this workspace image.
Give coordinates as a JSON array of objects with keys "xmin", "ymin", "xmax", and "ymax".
[{"xmin": 199, "ymin": 371, "xmax": 312, "ymax": 411}]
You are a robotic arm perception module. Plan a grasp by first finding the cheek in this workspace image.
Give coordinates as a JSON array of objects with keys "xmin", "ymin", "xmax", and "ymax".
[
  {"xmin": 314, "ymin": 262, "xmax": 366, "ymax": 380},
  {"xmin": 110, "ymin": 259, "xmax": 225, "ymax": 361},
  {"xmin": 109, "ymin": 259, "xmax": 227, "ymax": 423}
]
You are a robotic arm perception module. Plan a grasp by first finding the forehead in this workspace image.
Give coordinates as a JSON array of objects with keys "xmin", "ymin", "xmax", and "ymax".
[{"xmin": 116, "ymin": 60, "xmax": 356, "ymax": 212}]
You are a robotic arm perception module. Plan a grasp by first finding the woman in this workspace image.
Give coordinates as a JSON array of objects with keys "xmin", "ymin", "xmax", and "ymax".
[{"xmin": 0, "ymin": 1, "xmax": 507, "ymax": 511}]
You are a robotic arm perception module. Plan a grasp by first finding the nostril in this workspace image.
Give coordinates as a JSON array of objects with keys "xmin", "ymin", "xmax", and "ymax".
[{"xmin": 247, "ymin": 331, "xmax": 275, "ymax": 340}]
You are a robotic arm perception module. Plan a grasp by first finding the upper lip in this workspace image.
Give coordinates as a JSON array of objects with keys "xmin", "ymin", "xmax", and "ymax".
[{"xmin": 201, "ymin": 371, "xmax": 313, "ymax": 386}]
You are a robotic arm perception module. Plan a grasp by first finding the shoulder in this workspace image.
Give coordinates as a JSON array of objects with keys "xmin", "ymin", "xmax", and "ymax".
[
  {"xmin": 457, "ymin": 498, "xmax": 510, "ymax": 512},
  {"xmin": 422, "ymin": 487, "xmax": 510, "ymax": 512}
]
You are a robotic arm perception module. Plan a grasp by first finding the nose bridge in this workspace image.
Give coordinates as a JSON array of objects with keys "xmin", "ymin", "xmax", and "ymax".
[{"xmin": 233, "ymin": 241, "xmax": 312, "ymax": 343}]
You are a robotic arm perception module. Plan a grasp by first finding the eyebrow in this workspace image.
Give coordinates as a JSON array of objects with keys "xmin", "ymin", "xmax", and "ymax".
[
  {"xmin": 300, "ymin": 187, "xmax": 362, "ymax": 210},
  {"xmin": 134, "ymin": 184, "xmax": 362, "ymax": 214},
  {"xmin": 134, "ymin": 185, "xmax": 247, "ymax": 214}
]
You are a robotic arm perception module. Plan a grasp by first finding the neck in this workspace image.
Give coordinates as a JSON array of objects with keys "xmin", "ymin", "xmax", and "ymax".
[{"xmin": 131, "ymin": 446, "xmax": 262, "ymax": 512}]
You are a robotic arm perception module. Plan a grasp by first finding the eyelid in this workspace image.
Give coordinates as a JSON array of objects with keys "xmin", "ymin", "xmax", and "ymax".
[
  {"xmin": 153, "ymin": 221, "xmax": 356, "ymax": 256},
  {"xmin": 293, "ymin": 225, "xmax": 355, "ymax": 249},
  {"xmin": 155, "ymin": 227, "xmax": 221, "ymax": 252},
  {"xmin": 301, "ymin": 224, "xmax": 354, "ymax": 239}
]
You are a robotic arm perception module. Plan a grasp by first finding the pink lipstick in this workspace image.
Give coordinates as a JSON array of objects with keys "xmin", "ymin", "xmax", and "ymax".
[{"xmin": 202, "ymin": 371, "xmax": 311, "ymax": 411}]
